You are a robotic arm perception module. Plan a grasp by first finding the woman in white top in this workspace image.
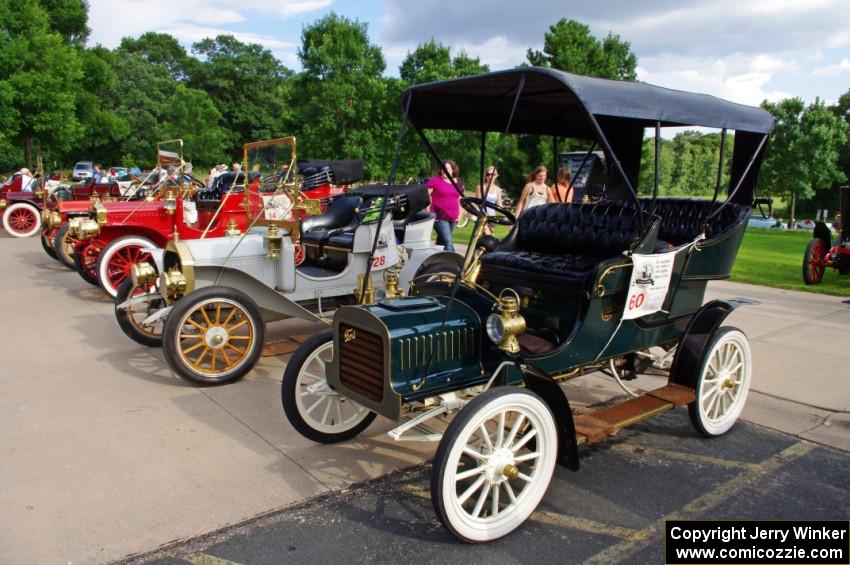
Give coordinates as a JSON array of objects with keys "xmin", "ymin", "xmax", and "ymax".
[
  {"xmin": 474, "ymin": 166, "xmax": 503, "ymax": 235},
  {"xmin": 515, "ymin": 165, "xmax": 552, "ymax": 216}
]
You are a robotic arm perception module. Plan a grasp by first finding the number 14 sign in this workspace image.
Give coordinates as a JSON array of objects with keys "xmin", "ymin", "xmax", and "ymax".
[{"xmin": 622, "ymin": 253, "xmax": 675, "ymax": 320}]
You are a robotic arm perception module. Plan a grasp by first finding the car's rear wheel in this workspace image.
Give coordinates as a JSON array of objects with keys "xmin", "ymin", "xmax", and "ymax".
[
  {"xmin": 432, "ymin": 388, "xmax": 558, "ymax": 543},
  {"xmin": 688, "ymin": 327, "xmax": 752, "ymax": 437},
  {"xmin": 2, "ymin": 202, "xmax": 41, "ymax": 237},
  {"xmin": 282, "ymin": 329, "xmax": 376, "ymax": 443},
  {"xmin": 73, "ymin": 240, "xmax": 103, "ymax": 286},
  {"xmin": 114, "ymin": 279, "xmax": 165, "ymax": 347},
  {"xmin": 802, "ymin": 238, "xmax": 827, "ymax": 285},
  {"xmin": 96, "ymin": 236, "xmax": 156, "ymax": 298},
  {"xmin": 162, "ymin": 287, "xmax": 264, "ymax": 385}
]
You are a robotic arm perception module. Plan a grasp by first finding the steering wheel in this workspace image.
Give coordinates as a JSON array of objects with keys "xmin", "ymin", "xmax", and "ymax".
[{"xmin": 460, "ymin": 196, "xmax": 516, "ymax": 226}]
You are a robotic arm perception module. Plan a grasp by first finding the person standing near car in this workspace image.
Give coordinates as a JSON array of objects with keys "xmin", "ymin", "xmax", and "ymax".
[
  {"xmin": 427, "ymin": 159, "xmax": 461, "ymax": 252},
  {"xmin": 474, "ymin": 166, "xmax": 504, "ymax": 236},
  {"xmin": 92, "ymin": 163, "xmax": 103, "ymax": 183},
  {"xmin": 515, "ymin": 165, "xmax": 552, "ymax": 215},
  {"xmin": 550, "ymin": 166, "xmax": 574, "ymax": 203}
]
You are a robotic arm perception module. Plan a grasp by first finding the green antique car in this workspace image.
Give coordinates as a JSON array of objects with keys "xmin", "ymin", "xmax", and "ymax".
[{"xmin": 281, "ymin": 67, "xmax": 774, "ymax": 542}]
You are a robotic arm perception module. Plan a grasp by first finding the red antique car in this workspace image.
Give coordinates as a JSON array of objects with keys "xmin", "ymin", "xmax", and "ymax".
[
  {"xmin": 0, "ymin": 159, "xmax": 64, "ymax": 238},
  {"xmin": 70, "ymin": 137, "xmax": 361, "ymax": 297},
  {"xmin": 802, "ymin": 185, "xmax": 850, "ymax": 284}
]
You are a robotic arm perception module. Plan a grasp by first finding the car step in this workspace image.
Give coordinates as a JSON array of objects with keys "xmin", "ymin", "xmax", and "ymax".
[{"xmin": 574, "ymin": 383, "xmax": 695, "ymax": 445}]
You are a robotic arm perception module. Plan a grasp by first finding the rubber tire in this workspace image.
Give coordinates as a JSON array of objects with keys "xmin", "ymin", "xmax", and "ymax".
[
  {"xmin": 114, "ymin": 279, "xmax": 164, "ymax": 348},
  {"xmin": 96, "ymin": 236, "xmax": 156, "ymax": 298},
  {"xmin": 53, "ymin": 223, "xmax": 77, "ymax": 269},
  {"xmin": 73, "ymin": 241, "xmax": 101, "ymax": 286},
  {"xmin": 802, "ymin": 238, "xmax": 827, "ymax": 285},
  {"xmin": 41, "ymin": 228, "xmax": 58, "ymax": 259},
  {"xmin": 2, "ymin": 202, "xmax": 41, "ymax": 237},
  {"xmin": 282, "ymin": 329, "xmax": 376, "ymax": 443},
  {"xmin": 688, "ymin": 327, "xmax": 752, "ymax": 438},
  {"xmin": 431, "ymin": 387, "xmax": 558, "ymax": 543},
  {"xmin": 162, "ymin": 286, "xmax": 265, "ymax": 386}
]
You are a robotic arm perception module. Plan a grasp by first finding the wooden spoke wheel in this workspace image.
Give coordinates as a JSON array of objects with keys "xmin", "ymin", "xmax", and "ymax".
[
  {"xmin": 688, "ymin": 327, "xmax": 752, "ymax": 437},
  {"xmin": 114, "ymin": 278, "xmax": 165, "ymax": 347},
  {"xmin": 2, "ymin": 202, "xmax": 41, "ymax": 237},
  {"xmin": 97, "ymin": 236, "xmax": 155, "ymax": 298},
  {"xmin": 41, "ymin": 227, "xmax": 58, "ymax": 259},
  {"xmin": 162, "ymin": 287, "xmax": 264, "ymax": 385},
  {"xmin": 53, "ymin": 223, "xmax": 80, "ymax": 269},
  {"xmin": 282, "ymin": 329, "xmax": 376, "ymax": 443},
  {"xmin": 432, "ymin": 388, "xmax": 558, "ymax": 543},
  {"xmin": 802, "ymin": 238, "xmax": 828, "ymax": 285},
  {"xmin": 73, "ymin": 239, "xmax": 104, "ymax": 286}
]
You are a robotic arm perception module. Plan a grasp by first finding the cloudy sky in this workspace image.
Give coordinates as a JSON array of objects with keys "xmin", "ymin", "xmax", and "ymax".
[{"xmin": 87, "ymin": 0, "xmax": 850, "ymax": 107}]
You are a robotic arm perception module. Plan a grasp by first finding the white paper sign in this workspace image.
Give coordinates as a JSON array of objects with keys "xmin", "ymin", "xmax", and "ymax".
[
  {"xmin": 262, "ymin": 193, "xmax": 293, "ymax": 220},
  {"xmin": 370, "ymin": 222, "xmax": 399, "ymax": 271},
  {"xmin": 622, "ymin": 253, "xmax": 675, "ymax": 320},
  {"xmin": 183, "ymin": 201, "xmax": 198, "ymax": 225}
]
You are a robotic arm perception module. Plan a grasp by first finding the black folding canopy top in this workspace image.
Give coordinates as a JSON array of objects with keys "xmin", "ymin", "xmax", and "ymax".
[{"xmin": 402, "ymin": 67, "xmax": 774, "ymax": 204}]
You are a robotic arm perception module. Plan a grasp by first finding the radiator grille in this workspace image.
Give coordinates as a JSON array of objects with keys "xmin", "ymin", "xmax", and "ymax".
[{"xmin": 339, "ymin": 324, "xmax": 384, "ymax": 403}]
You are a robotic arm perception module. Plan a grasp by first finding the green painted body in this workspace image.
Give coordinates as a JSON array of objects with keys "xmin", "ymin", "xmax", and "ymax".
[{"xmin": 327, "ymin": 203, "xmax": 751, "ymax": 421}]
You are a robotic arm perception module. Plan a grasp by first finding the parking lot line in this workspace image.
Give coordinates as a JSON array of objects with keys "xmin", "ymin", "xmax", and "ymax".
[
  {"xmin": 583, "ymin": 441, "xmax": 815, "ymax": 564},
  {"xmin": 608, "ymin": 443, "xmax": 758, "ymax": 470},
  {"xmin": 183, "ymin": 552, "xmax": 243, "ymax": 565}
]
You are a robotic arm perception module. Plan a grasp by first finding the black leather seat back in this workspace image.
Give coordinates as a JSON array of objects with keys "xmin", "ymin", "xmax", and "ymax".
[
  {"xmin": 301, "ymin": 195, "xmax": 363, "ymax": 236},
  {"xmin": 514, "ymin": 202, "xmax": 642, "ymax": 258},
  {"xmin": 647, "ymin": 198, "xmax": 750, "ymax": 246}
]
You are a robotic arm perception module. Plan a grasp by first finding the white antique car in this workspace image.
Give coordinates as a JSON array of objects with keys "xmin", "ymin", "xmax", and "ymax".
[{"xmin": 116, "ymin": 183, "xmax": 463, "ymax": 385}]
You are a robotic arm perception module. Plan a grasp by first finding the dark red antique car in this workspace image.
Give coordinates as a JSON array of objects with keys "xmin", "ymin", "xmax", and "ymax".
[
  {"xmin": 70, "ymin": 137, "xmax": 361, "ymax": 297},
  {"xmin": 803, "ymin": 185, "xmax": 850, "ymax": 284},
  {"xmin": 0, "ymin": 160, "xmax": 64, "ymax": 238}
]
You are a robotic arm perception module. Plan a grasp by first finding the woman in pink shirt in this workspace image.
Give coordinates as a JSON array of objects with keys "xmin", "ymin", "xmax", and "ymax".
[{"xmin": 427, "ymin": 159, "xmax": 461, "ymax": 252}]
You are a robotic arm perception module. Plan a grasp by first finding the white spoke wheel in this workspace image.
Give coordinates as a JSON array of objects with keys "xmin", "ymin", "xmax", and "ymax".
[
  {"xmin": 162, "ymin": 287, "xmax": 265, "ymax": 385},
  {"xmin": 114, "ymin": 279, "xmax": 165, "ymax": 347},
  {"xmin": 282, "ymin": 329, "xmax": 376, "ymax": 443},
  {"xmin": 3, "ymin": 202, "xmax": 41, "ymax": 237},
  {"xmin": 432, "ymin": 388, "xmax": 558, "ymax": 543},
  {"xmin": 688, "ymin": 327, "xmax": 752, "ymax": 437},
  {"xmin": 96, "ymin": 236, "xmax": 156, "ymax": 297}
]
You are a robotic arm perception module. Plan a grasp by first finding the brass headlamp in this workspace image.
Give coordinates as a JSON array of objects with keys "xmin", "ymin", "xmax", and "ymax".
[
  {"xmin": 40, "ymin": 209, "xmax": 51, "ymax": 224},
  {"xmin": 485, "ymin": 289, "xmax": 526, "ymax": 355},
  {"xmin": 164, "ymin": 190, "xmax": 177, "ymax": 215},
  {"xmin": 264, "ymin": 224, "xmax": 283, "ymax": 260},
  {"xmin": 159, "ymin": 268, "xmax": 187, "ymax": 300},
  {"xmin": 0, "ymin": 198, "xmax": 7, "ymax": 210},
  {"xmin": 68, "ymin": 217, "xmax": 83, "ymax": 237},
  {"xmin": 49, "ymin": 211, "xmax": 62, "ymax": 228},
  {"xmin": 130, "ymin": 262, "xmax": 157, "ymax": 287},
  {"xmin": 382, "ymin": 270, "xmax": 404, "ymax": 300},
  {"xmin": 78, "ymin": 219, "xmax": 101, "ymax": 240},
  {"xmin": 95, "ymin": 205, "xmax": 108, "ymax": 225}
]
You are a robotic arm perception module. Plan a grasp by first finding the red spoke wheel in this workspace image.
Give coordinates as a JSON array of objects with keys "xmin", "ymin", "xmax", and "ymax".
[
  {"xmin": 802, "ymin": 238, "xmax": 828, "ymax": 285},
  {"xmin": 2, "ymin": 202, "xmax": 42, "ymax": 238},
  {"xmin": 96, "ymin": 236, "xmax": 156, "ymax": 298},
  {"xmin": 73, "ymin": 239, "xmax": 104, "ymax": 286}
]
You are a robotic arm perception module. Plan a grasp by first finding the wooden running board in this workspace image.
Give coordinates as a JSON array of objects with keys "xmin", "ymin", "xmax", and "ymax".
[
  {"xmin": 574, "ymin": 383, "xmax": 695, "ymax": 445},
  {"xmin": 261, "ymin": 334, "xmax": 314, "ymax": 357}
]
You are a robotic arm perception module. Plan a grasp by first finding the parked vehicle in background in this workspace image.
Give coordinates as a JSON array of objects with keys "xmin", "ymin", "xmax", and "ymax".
[
  {"xmin": 73, "ymin": 161, "xmax": 94, "ymax": 181},
  {"xmin": 1, "ymin": 157, "xmax": 63, "ymax": 238},
  {"xmin": 747, "ymin": 216, "xmax": 780, "ymax": 229},
  {"xmin": 802, "ymin": 185, "xmax": 850, "ymax": 284}
]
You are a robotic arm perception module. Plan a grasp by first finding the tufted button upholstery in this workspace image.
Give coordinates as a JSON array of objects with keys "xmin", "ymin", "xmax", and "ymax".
[
  {"xmin": 643, "ymin": 198, "xmax": 750, "ymax": 246},
  {"xmin": 480, "ymin": 202, "xmax": 643, "ymax": 294}
]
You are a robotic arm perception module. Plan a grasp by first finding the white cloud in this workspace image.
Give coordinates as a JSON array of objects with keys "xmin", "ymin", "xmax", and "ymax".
[
  {"xmin": 812, "ymin": 59, "xmax": 850, "ymax": 78},
  {"xmin": 163, "ymin": 23, "xmax": 299, "ymax": 64}
]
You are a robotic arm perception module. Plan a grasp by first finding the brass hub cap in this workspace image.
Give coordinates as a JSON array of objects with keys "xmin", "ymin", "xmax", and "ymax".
[{"xmin": 485, "ymin": 448, "xmax": 517, "ymax": 485}]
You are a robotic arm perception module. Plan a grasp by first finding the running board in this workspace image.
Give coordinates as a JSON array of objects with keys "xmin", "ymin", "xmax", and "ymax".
[{"xmin": 574, "ymin": 383, "xmax": 695, "ymax": 445}]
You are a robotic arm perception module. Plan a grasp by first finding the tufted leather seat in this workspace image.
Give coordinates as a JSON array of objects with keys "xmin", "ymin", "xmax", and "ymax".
[
  {"xmin": 480, "ymin": 202, "xmax": 644, "ymax": 294},
  {"xmin": 301, "ymin": 195, "xmax": 363, "ymax": 249},
  {"xmin": 643, "ymin": 198, "xmax": 750, "ymax": 246}
]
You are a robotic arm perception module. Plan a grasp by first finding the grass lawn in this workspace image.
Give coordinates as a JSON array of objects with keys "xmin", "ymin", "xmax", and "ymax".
[
  {"xmin": 730, "ymin": 228, "xmax": 849, "ymax": 296},
  {"xmin": 446, "ymin": 221, "xmax": 848, "ymax": 297}
]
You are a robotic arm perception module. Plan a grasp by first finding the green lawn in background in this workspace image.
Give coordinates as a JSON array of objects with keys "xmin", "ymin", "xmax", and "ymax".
[
  {"xmin": 730, "ymin": 228, "xmax": 849, "ymax": 296},
  {"xmin": 445, "ymin": 221, "xmax": 849, "ymax": 297}
]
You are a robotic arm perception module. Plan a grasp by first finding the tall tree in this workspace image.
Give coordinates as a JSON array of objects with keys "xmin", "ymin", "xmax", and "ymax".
[
  {"xmin": 190, "ymin": 35, "xmax": 291, "ymax": 156},
  {"xmin": 39, "ymin": 0, "xmax": 89, "ymax": 45},
  {"xmin": 291, "ymin": 14, "xmax": 392, "ymax": 178},
  {"xmin": 527, "ymin": 19, "xmax": 637, "ymax": 80},
  {"xmin": 760, "ymin": 98, "xmax": 848, "ymax": 222},
  {"xmin": 0, "ymin": 0, "xmax": 83, "ymax": 167},
  {"xmin": 160, "ymin": 85, "xmax": 228, "ymax": 165},
  {"xmin": 120, "ymin": 32, "xmax": 191, "ymax": 81}
]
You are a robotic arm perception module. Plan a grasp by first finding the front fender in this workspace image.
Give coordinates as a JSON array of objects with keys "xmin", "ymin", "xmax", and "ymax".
[{"xmin": 813, "ymin": 221, "xmax": 833, "ymax": 248}]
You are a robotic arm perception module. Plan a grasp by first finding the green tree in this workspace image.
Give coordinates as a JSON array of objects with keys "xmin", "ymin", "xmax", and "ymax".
[
  {"xmin": 160, "ymin": 84, "xmax": 227, "ymax": 165},
  {"xmin": 760, "ymin": 98, "xmax": 848, "ymax": 222},
  {"xmin": 191, "ymin": 35, "xmax": 291, "ymax": 155},
  {"xmin": 527, "ymin": 19, "xmax": 637, "ymax": 80},
  {"xmin": 39, "ymin": 0, "xmax": 89, "ymax": 45},
  {"xmin": 0, "ymin": 0, "xmax": 83, "ymax": 167},
  {"xmin": 291, "ymin": 14, "xmax": 392, "ymax": 179},
  {"xmin": 119, "ymin": 32, "xmax": 191, "ymax": 80}
]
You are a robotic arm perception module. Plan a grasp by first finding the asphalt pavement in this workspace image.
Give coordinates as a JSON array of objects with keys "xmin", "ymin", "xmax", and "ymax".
[{"xmin": 0, "ymin": 232, "xmax": 848, "ymax": 564}]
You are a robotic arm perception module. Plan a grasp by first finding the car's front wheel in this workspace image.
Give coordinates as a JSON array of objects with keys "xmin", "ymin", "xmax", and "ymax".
[
  {"xmin": 2, "ymin": 202, "xmax": 41, "ymax": 237},
  {"xmin": 282, "ymin": 329, "xmax": 376, "ymax": 443},
  {"xmin": 53, "ymin": 223, "xmax": 79, "ymax": 269},
  {"xmin": 802, "ymin": 238, "xmax": 827, "ymax": 285},
  {"xmin": 114, "ymin": 279, "xmax": 165, "ymax": 347},
  {"xmin": 96, "ymin": 236, "xmax": 155, "ymax": 298},
  {"xmin": 431, "ymin": 387, "xmax": 558, "ymax": 543},
  {"xmin": 162, "ymin": 286, "xmax": 264, "ymax": 385}
]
